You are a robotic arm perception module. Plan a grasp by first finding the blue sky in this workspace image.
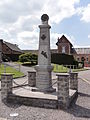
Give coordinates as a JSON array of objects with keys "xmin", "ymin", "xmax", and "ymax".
[
  {"xmin": 51, "ymin": 0, "xmax": 90, "ymax": 48},
  {"xmin": 0, "ymin": 0, "xmax": 90, "ymax": 49},
  {"xmin": 53, "ymin": 14, "xmax": 90, "ymax": 47}
]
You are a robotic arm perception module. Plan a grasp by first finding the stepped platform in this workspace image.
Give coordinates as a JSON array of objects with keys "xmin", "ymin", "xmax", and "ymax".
[{"xmin": 7, "ymin": 86, "xmax": 77, "ymax": 109}]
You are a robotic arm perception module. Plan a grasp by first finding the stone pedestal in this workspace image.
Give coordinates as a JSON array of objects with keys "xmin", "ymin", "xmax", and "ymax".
[
  {"xmin": 35, "ymin": 65, "xmax": 54, "ymax": 92},
  {"xmin": 1, "ymin": 73, "xmax": 13, "ymax": 101},
  {"xmin": 69, "ymin": 72, "xmax": 78, "ymax": 91},
  {"xmin": 35, "ymin": 14, "xmax": 55, "ymax": 92},
  {"xmin": 56, "ymin": 73, "xmax": 69, "ymax": 109},
  {"xmin": 28, "ymin": 71, "xmax": 36, "ymax": 87}
]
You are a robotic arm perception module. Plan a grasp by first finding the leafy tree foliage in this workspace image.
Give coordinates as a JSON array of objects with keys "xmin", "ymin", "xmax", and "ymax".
[{"xmin": 19, "ymin": 53, "xmax": 38, "ymax": 64}]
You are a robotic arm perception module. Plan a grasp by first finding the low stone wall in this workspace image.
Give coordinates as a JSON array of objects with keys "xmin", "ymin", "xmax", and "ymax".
[{"xmin": 7, "ymin": 94, "xmax": 58, "ymax": 109}]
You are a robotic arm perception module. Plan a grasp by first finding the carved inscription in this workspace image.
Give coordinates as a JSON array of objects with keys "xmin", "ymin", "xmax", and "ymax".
[{"xmin": 41, "ymin": 51, "xmax": 47, "ymax": 58}]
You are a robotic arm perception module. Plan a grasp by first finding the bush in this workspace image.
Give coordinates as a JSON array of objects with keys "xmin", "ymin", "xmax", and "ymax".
[
  {"xmin": 19, "ymin": 53, "xmax": 38, "ymax": 64},
  {"xmin": 31, "ymin": 54, "xmax": 38, "ymax": 64},
  {"xmin": 78, "ymin": 62, "xmax": 84, "ymax": 68},
  {"xmin": 51, "ymin": 53, "xmax": 78, "ymax": 67}
]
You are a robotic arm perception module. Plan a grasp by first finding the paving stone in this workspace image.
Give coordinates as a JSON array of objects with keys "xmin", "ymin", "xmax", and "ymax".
[{"xmin": 0, "ymin": 117, "xmax": 7, "ymax": 120}]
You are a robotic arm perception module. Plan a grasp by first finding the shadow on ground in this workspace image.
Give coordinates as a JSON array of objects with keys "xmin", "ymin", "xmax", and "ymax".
[
  {"xmin": 68, "ymin": 92, "xmax": 90, "ymax": 118},
  {"xmin": 2, "ymin": 98, "xmax": 22, "ymax": 109}
]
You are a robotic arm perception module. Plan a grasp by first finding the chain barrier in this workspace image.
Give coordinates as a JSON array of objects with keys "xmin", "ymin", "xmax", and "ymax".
[
  {"xmin": 12, "ymin": 79, "xmax": 28, "ymax": 88},
  {"xmin": 12, "ymin": 78, "xmax": 57, "ymax": 91}
]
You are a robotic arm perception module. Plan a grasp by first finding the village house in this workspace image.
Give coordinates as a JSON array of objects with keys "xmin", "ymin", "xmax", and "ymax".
[
  {"xmin": 0, "ymin": 39, "xmax": 23, "ymax": 61},
  {"xmin": 56, "ymin": 35, "xmax": 90, "ymax": 67}
]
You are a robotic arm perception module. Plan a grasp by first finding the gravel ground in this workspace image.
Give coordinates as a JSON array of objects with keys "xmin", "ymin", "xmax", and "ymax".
[
  {"xmin": 0, "ymin": 64, "xmax": 90, "ymax": 120},
  {"xmin": 0, "ymin": 78, "xmax": 90, "ymax": 120}
]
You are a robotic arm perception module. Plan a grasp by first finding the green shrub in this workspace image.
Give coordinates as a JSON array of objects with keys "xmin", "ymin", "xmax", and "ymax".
[
  {"xmin": 31, "ymin": 54, "xmax": 38, "ymax": 64},
  {"xmin": 78, "ymin": 62, "xmax": 84, "ymax": 68},
  {"xmin": 19, "ymin": 53, "xmax": 31, "ymax": 62},
  {"xmin": 19, "ymin": 53, "xmax": 38, "ymax": 64}
]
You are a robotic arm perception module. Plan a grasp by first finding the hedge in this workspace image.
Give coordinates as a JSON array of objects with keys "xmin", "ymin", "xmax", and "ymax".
[{"xmin": 51, "ymin": 53, "xmax": 78, "ymax": 67}]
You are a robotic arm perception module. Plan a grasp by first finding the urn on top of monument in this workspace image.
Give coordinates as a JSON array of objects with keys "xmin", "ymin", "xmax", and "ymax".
[{"xmin": 41, "ymin": 14, "xmax": 49, "ymax": 24}]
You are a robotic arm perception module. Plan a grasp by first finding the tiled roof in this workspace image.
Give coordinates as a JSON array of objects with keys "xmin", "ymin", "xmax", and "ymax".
[
  {"xmin": 56, "ymin": 35, "xmax": 73, "ymax": 47},
  {"xmin": 4, "ymin": 41, "xmax": 23, "ymax": 53},
  {"xmin": 75, "ymin": 48, "xmax": 90, "ymax": 54}
]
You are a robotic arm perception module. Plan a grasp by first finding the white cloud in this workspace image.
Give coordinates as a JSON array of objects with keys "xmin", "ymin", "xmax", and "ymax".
[
  {"xmin": 0, "ymin": 0, "xmax": 80, "ymax": 49},
  {"xmin": 17, "ymin": 31, "xmax": 39, "ymax": 49},
  {"xmin": 41, "ymin": 0, "xmax": 80, "ymax": 24},
  {"xmin": 78, "ymin": 4, "xmax": 90, "ymax": 23},
  {"xmin": 88, "ymin": 35, "xmax": 90, "ymax": 39}
]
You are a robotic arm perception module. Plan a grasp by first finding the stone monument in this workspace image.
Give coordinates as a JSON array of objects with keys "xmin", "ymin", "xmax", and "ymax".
[{"xmin": 35, "ymin": 14, "xmax": 55, "ymax": 92}]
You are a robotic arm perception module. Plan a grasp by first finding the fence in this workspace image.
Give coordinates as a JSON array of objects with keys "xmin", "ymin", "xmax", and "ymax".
[{"xmin": 54, "ymin": 64, "xmax": 77, "ymax": 73}]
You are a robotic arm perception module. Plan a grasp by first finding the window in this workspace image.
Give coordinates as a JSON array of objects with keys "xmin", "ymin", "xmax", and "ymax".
[
  {"xmin": 86, "ymin": 57, "xmax": 88, "ymax": 62},
  {"xmin": 81, "ymin": 57, "xmax": 85, "ymax": 62},
  {"xmin": 62, "ymin": 46, "xmax": 65, "ymax": 53}
]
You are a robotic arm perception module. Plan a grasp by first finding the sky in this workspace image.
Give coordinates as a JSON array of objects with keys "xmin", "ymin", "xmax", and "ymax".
[{"xmin": 0, "ymin": 0, "xmax": 90, "ymax": 50}]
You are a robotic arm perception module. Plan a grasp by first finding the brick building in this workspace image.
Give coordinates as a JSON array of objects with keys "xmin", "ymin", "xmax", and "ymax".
[
  {"xmin": 56, "ymin": 35, "xmax": 74, "ymax": 55},
  {"xmin": 74, "ymin": 48, "xmax": 90, "ymax": 67},
  {"xmin": 0, "ymin": 39, "xmax": 23, "ymax": 61},
  {"xmin": 56, "ymin": 35, "xmax": 90, "ymax": 67}
]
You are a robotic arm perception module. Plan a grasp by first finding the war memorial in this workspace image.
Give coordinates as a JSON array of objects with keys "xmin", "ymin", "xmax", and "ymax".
[{"xmin": 1, "ymin": 14, "xmax": 78, "ymax": 110}]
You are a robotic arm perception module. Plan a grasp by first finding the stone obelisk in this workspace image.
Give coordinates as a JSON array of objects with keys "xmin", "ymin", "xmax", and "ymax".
[{"xmin": 35, "ymin": 14, "xmax": 55, "ymax": 92}]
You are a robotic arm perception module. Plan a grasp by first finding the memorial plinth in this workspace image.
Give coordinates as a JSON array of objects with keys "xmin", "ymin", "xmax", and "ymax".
[{"xmin": 35, "ymin": 14, "xmax": 55, "ymax": 92}]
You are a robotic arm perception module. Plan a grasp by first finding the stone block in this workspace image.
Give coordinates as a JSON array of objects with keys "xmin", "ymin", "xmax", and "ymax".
[
  {"xmin": 69, "ymin": 72, "xmax": 78, "ymax": 91},
  {"xmin": 56, "ymin": 73, "xmax": 69, "ymax": 109},
  {"xmin": 28, "ymin": 71, "xmax": 36, "ymax": 87},
  {"xmin": 1, "ymin": 73, "xmax": 13, "ymax": 101}
]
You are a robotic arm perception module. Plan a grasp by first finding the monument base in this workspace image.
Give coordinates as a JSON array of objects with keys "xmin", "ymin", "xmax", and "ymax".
[
  {"xmin": 7, "ymin": 86, "xmax": 77, "ymax": 109},
  {"xmin": 34, "ymin": 65, "xmax": 55, "ymax": 93},
  {"xmin": 31, "ymin": 87, "xmax": 56, "ymax": 93}
]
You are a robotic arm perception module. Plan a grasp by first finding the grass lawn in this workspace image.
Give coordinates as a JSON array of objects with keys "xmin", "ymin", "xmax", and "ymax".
[
  {"xmin": 53, "ymin": 64, "xmax": 88, "ymax": 73},
  {"xmin": 0, "ymin": 64, "xmax": 24, "ymax": 79},
  {"xmin": 14, "ymin": 61, "xmax": 23, "ymax": 64},
  {"xmin": 15, "ymin": 61, "xmax": 37, "ymax": 67}
]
